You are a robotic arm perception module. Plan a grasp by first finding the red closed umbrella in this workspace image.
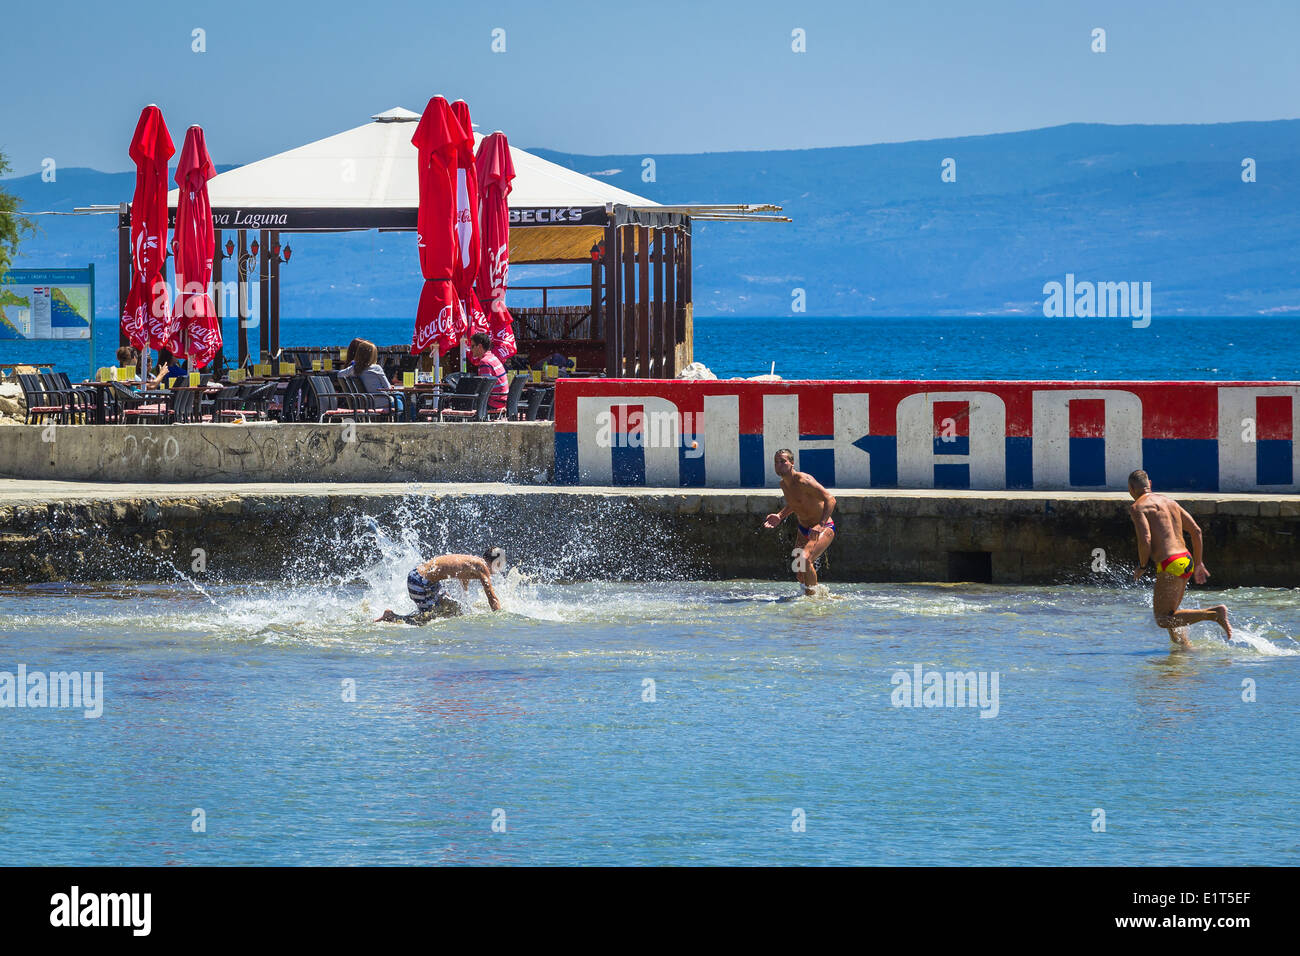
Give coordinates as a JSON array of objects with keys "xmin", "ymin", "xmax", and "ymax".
[
  {"xmin": 411, "ymin": 96, "xmax": 467, "ymax": 356},
  {"xmin": 122, "ymin": 105, "xmax": 174, "ymax": 352},
  {"xmin": 450, "ymin": 100, "xmax": 488, "ymax": 339},
  {"xmin": 474, "ymin": 130, "xmax": 517, "ymax": 360},
  {"xmin": 171, "ymin": 125, "xmax": 220, "ymax": 369}
]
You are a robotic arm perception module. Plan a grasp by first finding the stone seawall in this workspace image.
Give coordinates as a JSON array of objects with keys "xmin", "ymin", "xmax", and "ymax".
[
  {"xmin": 0, "ymin": 423, "xmax": 554, "ymax": 483},
  {"xmin": 1, "ymin": 482, "xmax": 1295, "ymax": 586}
]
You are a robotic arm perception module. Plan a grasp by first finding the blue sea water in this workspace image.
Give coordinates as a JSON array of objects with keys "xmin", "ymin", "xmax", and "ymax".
[
  {"xmin": 2, "ymin": 567, "xmax": 1297, "ymax": 866},
  {"xmin": 3, "ymin": 314, "xmax": 1299, "ymax": 866},
  {"xmin": 3, "ymin": 315, "xmax": 1298, "ymax": 381}
]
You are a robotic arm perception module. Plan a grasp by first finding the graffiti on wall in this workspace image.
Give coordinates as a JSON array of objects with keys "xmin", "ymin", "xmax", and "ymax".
[{"xmin": 554, "ymin": 380, "xmax": 1300, "ymax": 492}]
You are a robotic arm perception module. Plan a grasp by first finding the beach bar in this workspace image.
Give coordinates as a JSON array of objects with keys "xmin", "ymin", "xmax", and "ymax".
[{"xmin": 112, "ymin": 107, "xmax": 785, "ymax": 377}]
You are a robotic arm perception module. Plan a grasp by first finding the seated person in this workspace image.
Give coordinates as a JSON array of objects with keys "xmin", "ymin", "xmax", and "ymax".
[
  {"xmin": 340, "ymin": 337, "xmax": 365, "ymax": 373},
  {"xmin": 116, "ymin": 346, "xmax": 144, "ymax": 381},
  {"xmin": 151, "ymin": 349, "xmax": 187, "ymax": 384},
  {"xmin": 469, "ymin": 332, "xmax": 509, "ymax": 413},
  {"xmin": 338, "ymin": 339, "xmax": 401, "ymax": 415},
  {"xmin": 539, "ymin": 352, "xmax": 575, "ymax": 373}
]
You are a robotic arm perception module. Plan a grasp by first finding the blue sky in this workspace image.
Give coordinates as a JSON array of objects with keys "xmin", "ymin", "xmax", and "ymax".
[{"xmin": 2, "ymin": 0, "xmax": 1297, "ymax": 174}]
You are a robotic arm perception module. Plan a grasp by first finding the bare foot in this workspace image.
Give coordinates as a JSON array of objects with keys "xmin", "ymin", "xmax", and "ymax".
[
  {"xmin": 1167, "ymin": 628, "xmax": 1192, "ymax": 650},
  {"xmin": 1212, "ymin": 605, "xmax": 1233, "ymax": 641}
]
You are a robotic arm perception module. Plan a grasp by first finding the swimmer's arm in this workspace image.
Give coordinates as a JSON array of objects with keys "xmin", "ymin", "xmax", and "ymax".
[
  {"xmin": 416, "ymin": 558, "xmax": 437, "ymax": 579},
  {"xmin": 1130, "ymin": 505, "xmax": 1152, "ymax": 571},
  {"xmin": 1178, "ymin": 505, "xmax": 1205, "ymax": 567},
  {"xmin": 479, "ymin": 572, "xmax": 501, "ymax": 611},
  {"xmin": 765, "ymin": 503, "xmax": 793, "ymax": 528}
]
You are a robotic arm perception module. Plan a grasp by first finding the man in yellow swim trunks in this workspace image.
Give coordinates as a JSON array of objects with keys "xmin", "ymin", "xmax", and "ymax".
[{"xmin": 1127, "ymin": 469, "xmax": 1232, "ymax": 649}]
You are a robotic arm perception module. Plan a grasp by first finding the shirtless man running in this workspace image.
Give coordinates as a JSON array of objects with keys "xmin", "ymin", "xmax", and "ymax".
[
  {"xmin": 377, "ymin": 548, "xmax": 504, "ymax": 624},
  {"xmin": 1127, "ymin": 469, "xmax": 1231, "ymax": 649},
  {"xmin": 763, "ymin": 449, "xmax": 837, "ymax": 595}
]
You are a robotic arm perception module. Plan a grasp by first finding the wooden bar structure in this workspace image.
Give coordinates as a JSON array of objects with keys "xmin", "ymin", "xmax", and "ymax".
[
  {"xmin": 236, "ymin": 229, "xmax": 249, "ymax": 367},
  {"xmin": 268, "ymin": 229, "xmax": 281, "ymax": 360},
  {"xmin": 110, "ymin": 108, "xmax": 786, "ymax": 379},
  {"xmin": 211, "ymin": 227, "xmax": 224, "ymax": 370},
  {"xmin": 257, "ymin": 228, "xmax": 270, "ymax": 361},
  {"xmin": 119, "ymin": 201, "xmax": 700, "ymax": 379}
]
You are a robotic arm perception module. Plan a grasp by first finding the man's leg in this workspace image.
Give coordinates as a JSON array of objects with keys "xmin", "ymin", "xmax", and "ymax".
[
  {"xmin": 795, "ymin": 532, "xmax": 811, "ymax": 589},
  {"xmin": 1153, "ymin": 574, "xmax": 1224, "ymax": 647},
  {"xmin": 800, "ymin": 527, "xmax": 836, "ymax": 594},
  {"xmin": 1153, "ymin": 574, "xmax": 1191, "ymax": 648}
]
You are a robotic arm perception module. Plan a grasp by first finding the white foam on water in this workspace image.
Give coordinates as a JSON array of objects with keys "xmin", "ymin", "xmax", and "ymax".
[{"xmin": 1226, "ymin": 627, "xmax": 1299, "ymax": 657}]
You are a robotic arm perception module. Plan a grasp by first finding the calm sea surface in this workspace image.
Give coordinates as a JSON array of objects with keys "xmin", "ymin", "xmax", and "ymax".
[{"xmin": 4, "ymin": 315, "xmax": 1299, "ymax": 381}]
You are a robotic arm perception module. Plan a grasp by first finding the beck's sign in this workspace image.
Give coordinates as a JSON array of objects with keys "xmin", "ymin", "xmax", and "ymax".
[{"xmin": 554, "ymin": 380, "xmax": 1300, "ymax": 492}]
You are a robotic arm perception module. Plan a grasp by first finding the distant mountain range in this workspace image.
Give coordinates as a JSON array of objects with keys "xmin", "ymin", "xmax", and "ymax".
[{"xmin": 3, "ymin": 120, "xmax": 1298, "ymax": 318}]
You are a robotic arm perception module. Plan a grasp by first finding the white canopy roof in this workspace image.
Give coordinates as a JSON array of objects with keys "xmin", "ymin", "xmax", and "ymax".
[{"xmin": 167, "ymin": 107, "xmax": 656, "ymax": 211}]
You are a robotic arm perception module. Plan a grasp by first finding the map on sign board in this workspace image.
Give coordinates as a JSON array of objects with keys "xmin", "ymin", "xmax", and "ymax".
[{"xmin": 0, "ymin": 270, "xmax": 92, "ymax": 340}]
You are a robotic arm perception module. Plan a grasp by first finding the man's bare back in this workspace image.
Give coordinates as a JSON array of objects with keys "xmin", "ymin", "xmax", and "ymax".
[
  {"xmin": 377, "ymin": 549, "xmax": 504, "ymax": 624},
  {"xmin": 1127, "ymin": 470, "xmax": 1230, "ymax": 649},
  {"xmin": 1130, "ymin": 492, "xmax": 1192, "ymax": 568},
  {"xmin": 417, "ymin": 554, "xmax": 502, "ymax": 610}
]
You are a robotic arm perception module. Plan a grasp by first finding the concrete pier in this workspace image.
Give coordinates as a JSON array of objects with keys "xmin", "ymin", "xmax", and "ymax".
[{"xmin": 1, "ymin": 481, "xmax": 1295, "ymax": 586}]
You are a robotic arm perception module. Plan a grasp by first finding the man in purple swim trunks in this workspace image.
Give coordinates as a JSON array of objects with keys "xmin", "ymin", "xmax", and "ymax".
[{"xmin": 763, "ymin": 448, "xmax": 838, "ymax": 595}]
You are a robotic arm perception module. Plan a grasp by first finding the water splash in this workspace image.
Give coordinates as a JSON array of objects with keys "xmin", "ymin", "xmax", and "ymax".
[{"xmin": 1226, "ymin": 625, "xmax": 1299, "ymax": 657}]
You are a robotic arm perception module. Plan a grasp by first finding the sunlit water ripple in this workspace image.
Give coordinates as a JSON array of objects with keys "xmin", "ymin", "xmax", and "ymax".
[{"xmin": 2, "ymin": 535, "xmax": 1297, "ymax": 865}]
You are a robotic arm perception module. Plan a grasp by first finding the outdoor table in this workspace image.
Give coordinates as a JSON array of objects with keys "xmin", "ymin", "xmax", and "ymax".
[
  {"xmin": 74, "ymin": 380, "xmax": 128, "ymax": 425},
  {"xmin": 114, "ymin": 389, "xmax": 176, "ymax": 423},
  {"xmin": 381, "ymin": 384, "xmax": 442, "ymax": 422}
]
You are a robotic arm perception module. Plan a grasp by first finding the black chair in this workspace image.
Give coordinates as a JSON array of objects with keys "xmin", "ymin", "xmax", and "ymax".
[
  {"xmin": 339, "ymin": 375, "xmax": 397, "ymax": 421},
  {"xmin": 277, "ymin": 375, "xmax": 311, "ymax": 423},
  {"xmin": 438, "ymin": 376, "xmax": 494, "ymax": 422},
  {"xmin": 537, "ymin": 387, "xmax": 555, "ymax": 422},
  {"xmin": 171, "ymin": 387, "xmax": 199, "ymax": 423},
  {"xmin": 109, "ymin": 382, "xmax": 169, "ymax": 423},
  {"xmin": 420, "ymin": 374, "xmax": 477, "ymax": 421},
  {"xmin": 243, "ymin": 382, "xmax": 278, "ymax": 419},
  {"xmin": 214, "ymin": 384, "xmax": 253, "ymax": 421},
  {"xmin": 307, "ymin": 375, "xmax": 376, "ymax": 422},
  {"xmin": 42, "ymin": 372, "xmax": 92, "ymax": 422},
  {"xmin": 17, "ymin": 374, "xmax": 67, "ymax": 424},
  {"xmin": 522, "ymin": 387, "xmax": 545, "ymax": 421},
  {"xmin": 500, "ymin": 374, "xmax": 527, "ymax": 420}
]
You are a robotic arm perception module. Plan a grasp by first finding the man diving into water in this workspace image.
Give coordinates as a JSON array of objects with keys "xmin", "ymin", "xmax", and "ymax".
[
  {"xmin": 1127, "ymin": 469, "xmax": 1231, "ymax": 649},
  {"xmin": 763, "ymin": 449, "xmax": 837, "ymax": 595},
  {"xmin": 376, "ymin": 548, "xmax": 504, "ymax": 624}
]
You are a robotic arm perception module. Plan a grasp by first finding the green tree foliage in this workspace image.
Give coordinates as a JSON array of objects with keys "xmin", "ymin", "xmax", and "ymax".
[{"xmin": 0, "ymin": 150, "xmax": 36, "ymax": 281}]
